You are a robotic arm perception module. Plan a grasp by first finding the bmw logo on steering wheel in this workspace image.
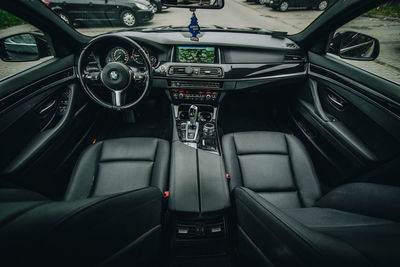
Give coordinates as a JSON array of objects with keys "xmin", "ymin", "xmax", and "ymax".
[{"xmin": 110, "ymin": 71, "xmax": 119, "ymax": 80}]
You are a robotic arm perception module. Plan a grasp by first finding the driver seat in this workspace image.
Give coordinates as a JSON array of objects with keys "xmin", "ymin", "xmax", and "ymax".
[{"xmin": 65, "ymin": 137, "xmax": 170, "ymax": 200}]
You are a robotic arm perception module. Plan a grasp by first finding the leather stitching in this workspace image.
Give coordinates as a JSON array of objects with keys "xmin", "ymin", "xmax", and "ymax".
[
  {"xmin": 148, "ymin": 139, "xmax": 159, "ymax": 187},
  {"xmin": 89, "ymin": 142, "xmax": 104, "ymax": 198},
  {"xmin": 284, "ymin": 135, "xmax": 304, "ymax": 207},
  {"xmin": 232, "ymin": 133, "xmax": 245, "ymax": 187}
]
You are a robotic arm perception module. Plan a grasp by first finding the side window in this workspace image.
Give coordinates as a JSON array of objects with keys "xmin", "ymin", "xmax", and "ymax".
[
  {"xmin": 0, "ymin": 9, "xmax": 54, "ymax": 81},
  {"xmin": 327, "ymin": 3, "xmax": 400, "ymax": 85}
]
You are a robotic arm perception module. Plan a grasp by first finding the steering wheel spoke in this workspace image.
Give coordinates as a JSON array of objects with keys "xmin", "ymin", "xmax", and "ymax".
[
  {"xmin": 134, "ymin": 71, "xmax": 148, "ymax": 83},
  {"xmin": 111, "ymin": 90, "xmax": 126, "ymax": 108},
  {"xmin": 83, "ymin": 71, "xmax": 101, "ymax": 82}
]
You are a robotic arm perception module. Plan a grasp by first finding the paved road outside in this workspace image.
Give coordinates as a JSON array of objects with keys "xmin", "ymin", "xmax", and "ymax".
[{"xmin": 1, "ymin": 0, "xmax": 399, "ymax": 84}]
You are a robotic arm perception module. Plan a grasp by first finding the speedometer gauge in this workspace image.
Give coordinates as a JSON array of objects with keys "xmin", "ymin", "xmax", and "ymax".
[{"xmin": 112, "ymin": 47, "xmax": 129, "ymax": 64}]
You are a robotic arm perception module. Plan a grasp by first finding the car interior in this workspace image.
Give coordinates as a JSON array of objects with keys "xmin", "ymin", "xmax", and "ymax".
[{"xmin": 0, "ymin": 0, "xmax": 399, "ymax": 266}]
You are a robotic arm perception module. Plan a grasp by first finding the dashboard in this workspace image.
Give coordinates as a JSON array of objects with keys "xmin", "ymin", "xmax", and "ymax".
[{"xmin": 88, "ymin": 30, "xmax": 306, "ymax": 104}]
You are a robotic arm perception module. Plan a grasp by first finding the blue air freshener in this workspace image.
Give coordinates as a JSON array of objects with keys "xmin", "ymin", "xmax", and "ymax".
[{"xmin": 188, "ymin": 12, "xmax": 200, "ymax": 41}]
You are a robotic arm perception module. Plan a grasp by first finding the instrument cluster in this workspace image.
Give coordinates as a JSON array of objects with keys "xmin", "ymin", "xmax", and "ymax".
[{"xmin": 104, "ymin": 46, "xmax": 159, "ymax": 67}]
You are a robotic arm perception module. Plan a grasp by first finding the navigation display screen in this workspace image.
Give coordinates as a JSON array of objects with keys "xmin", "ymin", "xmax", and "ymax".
[{"xmin": 177, "ymin": 46, "xmax": 216, "ymax": 63}]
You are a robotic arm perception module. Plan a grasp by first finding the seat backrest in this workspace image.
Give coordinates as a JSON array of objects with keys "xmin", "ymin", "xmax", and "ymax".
[
  {"xmin": 222, "ymin": 132, "xmax": 321, "ymax": 208},
  {"xmin": 0, "ymin": 187, "xmax": 163, "ymax": 267}
]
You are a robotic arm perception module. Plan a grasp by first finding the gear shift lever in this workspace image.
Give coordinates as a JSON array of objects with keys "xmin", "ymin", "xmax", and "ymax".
[{"xmin": 188, "ymin": 105, "xmax": 198, "ymax": 127}]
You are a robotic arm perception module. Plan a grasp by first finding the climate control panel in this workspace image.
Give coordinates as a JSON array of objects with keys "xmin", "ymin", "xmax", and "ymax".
[{"xmin": 170, "ymin": 90, "xmax": 219, "ymax": 104}]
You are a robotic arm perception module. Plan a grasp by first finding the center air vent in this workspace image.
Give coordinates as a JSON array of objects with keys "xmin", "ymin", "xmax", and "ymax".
[
  {"xmin": 168, "ymin": 66, "xmax": 223, "ymax": 78},
  {"xmin": 199, "ymin": 67, "xmax": 222, "ymax": 76}
]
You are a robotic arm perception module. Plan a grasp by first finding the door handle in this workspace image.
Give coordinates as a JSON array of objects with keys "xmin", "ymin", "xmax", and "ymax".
[
  {"xmin": 38, "ymin": 100, "xmax": 56, "ymax": 115},
  {"xmin": 327, "ymin": 93, "xmax": 345, "ymax": 110},
  {"xmin": 308, "ymin": 79, "xmax": 331, "ymax": 122}
]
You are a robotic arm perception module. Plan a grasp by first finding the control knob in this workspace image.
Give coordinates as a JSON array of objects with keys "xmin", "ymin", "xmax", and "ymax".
[
  {"xmin": 203, "ymin": 123, "xmax": 215, "ymax": 136},
  {"xmin": 185, "ymin": 67, "xmax": 194, "ymax": 75}
]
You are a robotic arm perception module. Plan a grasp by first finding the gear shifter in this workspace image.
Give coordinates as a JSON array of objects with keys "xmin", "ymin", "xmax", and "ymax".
[
  {"xmin": 185, "ymin": 105, "xmax": 198, "ymax": 141},
  {"xmin": 188, "ymin": 105, "xmax": 198, "ymax": 127}
]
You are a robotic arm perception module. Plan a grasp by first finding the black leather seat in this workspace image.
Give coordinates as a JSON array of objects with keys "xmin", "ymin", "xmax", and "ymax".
[
  {"xmin": 0, "ymin": 137, "xmax": 170, "ymax": 266},
  {"xmin": 222, "ymin": 131, "xmax": 400, "ymax": 267},
  {"xmin": 65, "ymin": 137, "xmax": 170, "ymax": 200},
  {"xmin": 0, "ymin": 187, "xmax": 164, "ymax": 266}
]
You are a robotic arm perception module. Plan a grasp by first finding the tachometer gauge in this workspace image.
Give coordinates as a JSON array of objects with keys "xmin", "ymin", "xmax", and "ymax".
[
  {"xmin": 132, "ymin": 48, "xmax": 150, "ymax": 65},
  {"xmin": 112, "ymin": 47, "xmax": 129, "ymax": 64}
]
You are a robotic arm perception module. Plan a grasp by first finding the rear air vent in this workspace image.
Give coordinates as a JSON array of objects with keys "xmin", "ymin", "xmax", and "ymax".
[{"xmin": 176, "ymin": 219, "xmax": 226, "ymax": 239}]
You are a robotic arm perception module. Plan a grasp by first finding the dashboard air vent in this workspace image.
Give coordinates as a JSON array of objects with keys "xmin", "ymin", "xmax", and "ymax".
[
  {"xmin": 286, "ymin": 43, "xmax": 299, "ymax": 49},
  {"xmin": 284, "ymin": 54, "xmax": 304, "ymax": 61},
  {"xmin": 199, "ymin": 67, "xmax": 222, "ymax": 77},
  {"xmin": 168, "ymin": 66, "xmax": 223, "ymax": 78}
]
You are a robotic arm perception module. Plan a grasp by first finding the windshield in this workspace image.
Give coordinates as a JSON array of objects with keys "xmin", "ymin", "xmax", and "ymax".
[{"xmin": 40, "ymin": 0, "xmax": 334, "ymax": 36}]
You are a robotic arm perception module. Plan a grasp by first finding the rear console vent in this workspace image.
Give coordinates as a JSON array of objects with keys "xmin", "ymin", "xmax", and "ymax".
[{"xmin": 176, "ymin": 219, "xmax": 226, "ymax": 240}]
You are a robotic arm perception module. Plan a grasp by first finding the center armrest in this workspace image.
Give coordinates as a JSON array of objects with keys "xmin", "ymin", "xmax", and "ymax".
[{"xmin": 168, "ymin": 141, "xmax": 231, "ymax": 215}]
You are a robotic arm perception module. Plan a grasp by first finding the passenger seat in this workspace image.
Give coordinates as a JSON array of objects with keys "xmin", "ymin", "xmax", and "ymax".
[{"xmin": 222, "ymin": 131, "xmax": 400, "ymax": 267}]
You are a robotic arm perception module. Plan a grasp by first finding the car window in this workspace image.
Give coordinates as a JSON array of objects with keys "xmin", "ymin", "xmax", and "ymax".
[
  {"xmin": 0, "ymin": 9, "xmax": 54, "ymax": 81},
  {"xmin": 327, "ymin": 3, "xmax": 400, "ymax": 85}
]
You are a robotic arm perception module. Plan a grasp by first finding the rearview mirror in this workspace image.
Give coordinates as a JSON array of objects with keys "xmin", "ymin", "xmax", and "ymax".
[
  {"xmin": 0, "ymin": 33, "xmax": 52, "ymax": 62},
  {"xmin": 328, "ymin": 31, "xmax": 379, "ymax": 61},
  {"xmin": 164, "ymin": 0, "xmax": 224, "ymax": 9}
]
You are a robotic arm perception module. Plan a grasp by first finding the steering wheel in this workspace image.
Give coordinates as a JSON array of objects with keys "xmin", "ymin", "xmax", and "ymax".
[{"xmin": 77, "ymin": 34, "xmax": 152, "ymax": 111}]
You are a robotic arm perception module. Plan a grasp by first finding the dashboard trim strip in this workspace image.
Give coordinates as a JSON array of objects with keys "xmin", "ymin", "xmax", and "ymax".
[{"xmin": 154, "ymin": 71, "xmax": 306, "ymax": 82}]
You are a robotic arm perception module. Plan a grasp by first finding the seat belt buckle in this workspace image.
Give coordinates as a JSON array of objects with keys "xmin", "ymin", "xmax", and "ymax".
[{"xmin": 225, "ymin": 173, "xmax": 231, "ymax": 182}]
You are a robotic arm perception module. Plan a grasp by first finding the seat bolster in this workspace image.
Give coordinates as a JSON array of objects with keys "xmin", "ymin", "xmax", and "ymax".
[
  {"xmin": 222, "ymin": 133, "xmax": 244, "ymax": 189},
  {"xmin": 285, "ymin": 134, "xmax": 321, "ymax": 207},
  {"xmin": 65, "ymin": 141, "xmax": 103, "ymax": 201},
  {"xmin": 316, "ymin": 183, "xmax": 400, "ymax": 222},
  {"xmin": 233, "ymin": 187, "xmax": 373, "ymax": 267},
  {"xmin": 151, "ymin": 139, "xmax": 170, "ymax": 191}
]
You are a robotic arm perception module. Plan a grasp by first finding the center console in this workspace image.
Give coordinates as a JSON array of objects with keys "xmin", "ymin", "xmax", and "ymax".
[
  {"xmin": 174, "ymin": 104, "xmax": 219, "ymax": 152},
  {"xmin": 164, "ymin": 45, "xmax": 231, "ymax": 257}
]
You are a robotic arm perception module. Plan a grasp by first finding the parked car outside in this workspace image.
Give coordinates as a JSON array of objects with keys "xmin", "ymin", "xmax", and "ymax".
[
  {"xmin": 269, "ymin": 0, "xmax": 334, "ymax": 12},
  {"xmin": 44, "ymin": 0, "xmax": 154, "ymax": 27},
  {"xmin": 148, "ymin": 0, "xmax": 163, "ymax": 13}
]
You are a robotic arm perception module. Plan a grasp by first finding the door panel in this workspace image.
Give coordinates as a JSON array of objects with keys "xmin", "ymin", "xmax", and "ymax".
[
  {"xmin": 291, "ymin": 52, "xmax": 400, "ymax": 186},
  {"xmin": 0, "ymin": 56, "xmax": 98, "ymax": 196}
]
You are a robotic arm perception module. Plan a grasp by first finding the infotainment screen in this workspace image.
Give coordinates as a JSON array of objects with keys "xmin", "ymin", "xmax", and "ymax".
[{"xmin": 176, "ymin": 46, "xmax": 216, "ymax": 63}]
